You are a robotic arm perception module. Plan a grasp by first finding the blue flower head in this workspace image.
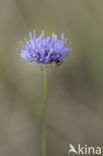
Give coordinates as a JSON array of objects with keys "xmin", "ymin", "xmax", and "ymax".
[{"xmin": 18, "ymin": 30, "xmax": 72, "ymax": 68}]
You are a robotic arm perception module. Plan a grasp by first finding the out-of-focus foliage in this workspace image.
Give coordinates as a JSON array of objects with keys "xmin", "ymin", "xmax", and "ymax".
[{"xmin": 0, "ymin": 0, "xmax": 103, "ymax": 156}]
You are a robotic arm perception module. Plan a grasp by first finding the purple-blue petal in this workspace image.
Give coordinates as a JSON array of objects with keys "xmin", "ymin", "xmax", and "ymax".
[{"xmin": 17, "ymin": 30, "xmax": 72, "ymax": 67}]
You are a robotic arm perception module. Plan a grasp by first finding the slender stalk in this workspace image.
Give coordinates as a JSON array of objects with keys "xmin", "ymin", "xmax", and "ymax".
[{"xmin": 43, "ymin": 67, "xmax": 48, "ymax": 156}]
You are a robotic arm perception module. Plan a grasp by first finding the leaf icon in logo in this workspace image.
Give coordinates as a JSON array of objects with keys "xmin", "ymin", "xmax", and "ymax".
[{"xmin": 68, "ymin": 144, "xmax": 78, "ymax": 154}]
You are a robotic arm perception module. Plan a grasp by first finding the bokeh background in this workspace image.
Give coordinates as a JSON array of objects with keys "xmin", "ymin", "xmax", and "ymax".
[{"xmin": 0, "ymin": 0, "xmax": 103, "ymax": 156}]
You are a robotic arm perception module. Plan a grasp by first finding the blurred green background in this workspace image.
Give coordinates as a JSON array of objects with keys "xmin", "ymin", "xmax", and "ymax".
[{"xmin": 0, "ymin": 0, "xmax": 103, "ymax": 156}]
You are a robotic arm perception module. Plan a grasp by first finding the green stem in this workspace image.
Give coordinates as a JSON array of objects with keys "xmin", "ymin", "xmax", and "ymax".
[{"xmin": 43, "ymin": 67, "xmax": 48, "ymax": 156}]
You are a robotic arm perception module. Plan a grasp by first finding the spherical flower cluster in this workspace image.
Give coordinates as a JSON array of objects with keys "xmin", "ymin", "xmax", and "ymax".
[{"xmin": 18, "ymin": 30, "xmax": 72, "ymax": 68}]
